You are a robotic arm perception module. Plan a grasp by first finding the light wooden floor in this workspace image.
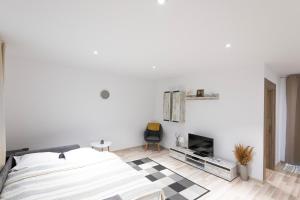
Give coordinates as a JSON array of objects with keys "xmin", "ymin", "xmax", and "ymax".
[{"xmin": 115, "ymin": 146, "xmax": 300, "ymax": 200}]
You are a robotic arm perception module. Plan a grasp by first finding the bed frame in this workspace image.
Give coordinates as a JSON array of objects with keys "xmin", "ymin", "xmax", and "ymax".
[{"xmin": 0, "ymin": 144, "xmax": 80, "ymax": 193}]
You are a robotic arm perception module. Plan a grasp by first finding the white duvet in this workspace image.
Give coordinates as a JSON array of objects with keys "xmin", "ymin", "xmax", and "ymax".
[{"xmin": 1, "ymin": 149, "xmax": 164, "ymax": 200}]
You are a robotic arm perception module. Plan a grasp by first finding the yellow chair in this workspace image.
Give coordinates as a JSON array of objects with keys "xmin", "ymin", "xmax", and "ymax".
[{"xmin": 144, "ymin": 123, "xmax": 163, "ymax": 151}]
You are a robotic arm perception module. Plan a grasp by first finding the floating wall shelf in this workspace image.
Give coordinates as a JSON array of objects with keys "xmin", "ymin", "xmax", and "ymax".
[{"xmin": 185, "ymin": 94, "xmax": 219, "ymax": 100}]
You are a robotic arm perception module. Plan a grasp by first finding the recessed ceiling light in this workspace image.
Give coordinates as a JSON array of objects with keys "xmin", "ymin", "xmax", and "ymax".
[
  {"xmin": 225, "ymin": 43, "xmax": 231, "ymax": 48},
  {"xmin": 93, "ymin": 50, "xmax": 99, "ymax": 55},
  {"xmin": 157, "ymin": 0, "xmax": 166, "ymax": 5},
  {"xmin": 152, "ymin": 66, "xmax": 157, "ymax": 70}
]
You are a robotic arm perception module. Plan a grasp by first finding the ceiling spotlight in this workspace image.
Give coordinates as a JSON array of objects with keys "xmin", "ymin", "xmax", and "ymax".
[
  {"xmin": 157, "ymin": 0, "xmax": 166, "ymax": 5},
  {"xmin": 93, "ymin": 50, "xmax": 99, "ymax": 55},
  {"xmin": 225, "ymin": 43, "xmax": 231, "ymax": 48},
  {"xmin": 152, "ymin": 66, "xmax": 157, "ymax": 70}
]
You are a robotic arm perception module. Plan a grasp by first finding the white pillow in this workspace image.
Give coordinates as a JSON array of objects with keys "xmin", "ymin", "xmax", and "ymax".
[
  {"xmin": 64, "ymin": 147, "xmax": 112, "ymax": 163},
  {"xmin": 13, "ymin": 152, "xmax": 62, "ymax": 171}
]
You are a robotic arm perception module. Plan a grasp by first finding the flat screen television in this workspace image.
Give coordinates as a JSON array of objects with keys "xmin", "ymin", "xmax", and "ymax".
[{"xmin": 188, "ymin": 133, "xmax": 214, "ymax": 157}]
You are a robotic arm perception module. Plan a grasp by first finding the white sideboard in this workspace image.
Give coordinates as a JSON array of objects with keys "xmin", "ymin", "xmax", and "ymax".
[{"xmin": 169, "ymin": 146, "xmax": 237, "ymax": 181}]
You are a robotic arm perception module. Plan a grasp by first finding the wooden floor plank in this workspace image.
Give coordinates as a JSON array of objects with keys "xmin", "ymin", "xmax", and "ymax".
[{"xmin": 115, "ymin": 147, "xmax": 300, "ymax": 200}]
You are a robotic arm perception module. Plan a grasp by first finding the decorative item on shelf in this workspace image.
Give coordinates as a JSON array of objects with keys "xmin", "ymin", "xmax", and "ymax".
[
  {"xmin": 185, "ymin": 90, "xmax": 194, "ymax": 97},
  {"xmin": 233, "ymin": 144, "xmax": 254, "ymax": 181},
  {"xmin": 196, "ymin": 89, "xmax": 205, "ymax": 97},
  {"xmin": 205, "ymin": 93, "xmax": 216, "ymax": 97},
  {"xmin": 100, "ymin": 139, "xmax": 104, "ymax": 144}
]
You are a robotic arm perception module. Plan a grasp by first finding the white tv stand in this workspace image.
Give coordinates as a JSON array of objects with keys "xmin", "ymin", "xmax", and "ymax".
[{"xmin": 169, "ymin": 146, "xmax": 237, "ymax": 181}]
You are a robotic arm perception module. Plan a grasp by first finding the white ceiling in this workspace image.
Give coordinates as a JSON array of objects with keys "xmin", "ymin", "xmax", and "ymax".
[{"xmin": 0, "ymin": 0, "xmax": 300, "ymax": 78}]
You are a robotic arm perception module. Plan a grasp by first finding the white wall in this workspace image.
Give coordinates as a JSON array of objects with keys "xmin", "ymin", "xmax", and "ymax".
[
  {"xmin": 5, "ymin": 59, "xmax": 271, "ymax": 181},
  {"xmin": 154, "ymin": 66, "xmax": 265, "ymax": 181},
  {"xmin": 5, "ymin": 61, "xmax": 156, "ymax": 151}
]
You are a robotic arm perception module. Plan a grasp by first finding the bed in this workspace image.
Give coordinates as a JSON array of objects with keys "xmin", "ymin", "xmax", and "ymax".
[{"xmin": 0, "ymin": 145, "xmax": 164, "ymax": 200}]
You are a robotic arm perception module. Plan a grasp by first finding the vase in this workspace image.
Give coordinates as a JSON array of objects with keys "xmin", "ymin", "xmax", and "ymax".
[
  {"xmin": 239, "ymin": 164, "xmax": 249, "ymax": 181},
  {"xmin": 176, "ymin": 139, "xmax": 180, "ymax": 147},
  {"xmin": 178, "ymin": 136, "xmax": 184, "ymax": 147}
]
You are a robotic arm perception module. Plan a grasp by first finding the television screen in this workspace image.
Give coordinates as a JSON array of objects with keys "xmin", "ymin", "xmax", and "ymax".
[{"xmin": 188, "ymin": 133, "xmax": 214, "ymax": 157}]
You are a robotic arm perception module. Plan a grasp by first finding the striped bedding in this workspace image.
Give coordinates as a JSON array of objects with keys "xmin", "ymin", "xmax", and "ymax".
[{"xmin": 0, "ymin": 152, "xmax": 164, "ymax": 200}]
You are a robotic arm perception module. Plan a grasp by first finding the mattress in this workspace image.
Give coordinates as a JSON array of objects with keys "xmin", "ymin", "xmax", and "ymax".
[{"xmin": 0, "ymin": 152, "xmax": 164, "ymax": 200}]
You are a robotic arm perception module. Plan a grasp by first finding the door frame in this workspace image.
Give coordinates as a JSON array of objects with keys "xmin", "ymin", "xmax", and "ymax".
[{"xmin": 263, "ymin": 78, "xmax": 276, "ymax": 180}]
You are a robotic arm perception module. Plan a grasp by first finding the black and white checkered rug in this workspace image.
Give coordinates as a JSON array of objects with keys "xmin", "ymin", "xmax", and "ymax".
[
  {"xmin": 283, "ymin": 163, "xmax": 300, "ymax": 174},
  {"xmin": 127, "ymin": 158, "xmax": 209, "ymax": 200}
]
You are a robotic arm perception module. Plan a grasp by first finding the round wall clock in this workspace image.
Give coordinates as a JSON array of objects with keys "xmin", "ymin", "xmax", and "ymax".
[{"xmin": 100, "ymin": 90, "xmax": 110, "ymax": 99}]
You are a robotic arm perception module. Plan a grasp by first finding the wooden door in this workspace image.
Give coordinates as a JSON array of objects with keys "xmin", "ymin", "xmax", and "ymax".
[{"xmin": 264, "ymin": 79, "xmax": 276, "ymax": 178}]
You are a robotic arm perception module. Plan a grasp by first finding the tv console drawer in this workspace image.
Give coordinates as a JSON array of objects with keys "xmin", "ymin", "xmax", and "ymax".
[
  {"xmin": 186, "ymin": 158, "xmax": 205, "ymax": 169},
  {"xmin": 186, "ymin": 154, "xmax": 205, "ymax": 163},
  {"xmin": 169, "ymin": 149, "xmax": 185, "ymax": 161},
  {"xmin": 205, "ymin": 164, "xmax": 231, "ymax": 179},
  {"xmin": 170, "ymin": 148, "xmax": 185, "ymax": 155},
  {"xmin": 206, "ymin": 162, "xmax": 230, "ymax": 172}
]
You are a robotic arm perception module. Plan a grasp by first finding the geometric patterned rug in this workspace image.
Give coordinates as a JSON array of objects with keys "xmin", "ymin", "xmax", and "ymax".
[
  {"xmin": 127, "ymin": 158, "xmax": 209, "ymax": 200},
  {"xmin": 283, "ymin": 163, "xmax": 300, "ymax": 175}
]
